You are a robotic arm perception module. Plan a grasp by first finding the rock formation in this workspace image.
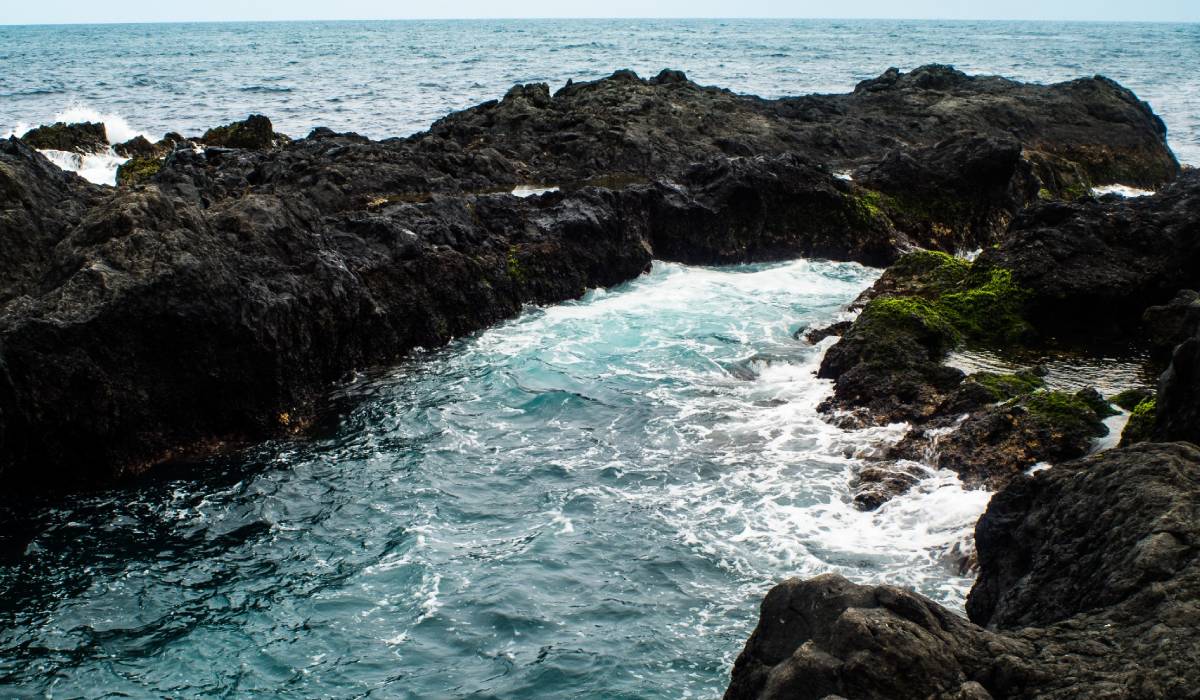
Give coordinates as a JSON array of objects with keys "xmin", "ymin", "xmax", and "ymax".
[{"xmin": 0, "ymin": 66, "xmax": 1178, "ymax": 491}]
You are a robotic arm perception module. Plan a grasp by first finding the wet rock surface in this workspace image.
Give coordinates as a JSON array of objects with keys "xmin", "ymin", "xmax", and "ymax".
[
  {"xmin": 0, "ymin": 67, "xmax": 1179, "ymax": 491},
  {"xmin": 727, "ymin": 443, "xmax": 1200, "ymax": 700}
]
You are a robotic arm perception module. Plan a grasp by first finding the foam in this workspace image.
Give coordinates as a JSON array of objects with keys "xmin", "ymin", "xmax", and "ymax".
[
  {"xmin": 510, "ymin": 185, "xmax": 560, "ymax": 197},
  {"xmin": 39, "ymin": 148, "xmax": 128, "ymax": 186},
  {"xmin": 1091, "ymin": 184, "xmax": 1155, "ymax": 198}
]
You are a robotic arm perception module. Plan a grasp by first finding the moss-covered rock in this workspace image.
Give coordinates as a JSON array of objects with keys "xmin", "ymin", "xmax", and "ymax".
[
  {"xmin": 968, "ymin": 370, "xmax": 1045, "ymax": 402},
  {"xmin": 858, "ymin": 296, "xmax": 962, "ymax": 356},
  {"xmin": 888, "ymin": 249, "xmax": 971, "ymax": 295},
  {"xmin": 939, "ymin": 268, "xmax": 1033, "ymax": 345},
  {"xmin": 1120, "ymin": 397, "xmax": 1157, "ymax": 446},
  {"xmin": 1023, "ymin": 390, "xmax": 1108, "ymax": 438},
  {"xmin": 115, "ymin": 156, "xmax": 163, "ymax": 186},
  {"xmin": 1076, "ymin": 387, "xmax": 1119, "ymax": 417},
  {"xmin": 1110, "ymin": 387, "xmax": 1154, "ymax": 411}
]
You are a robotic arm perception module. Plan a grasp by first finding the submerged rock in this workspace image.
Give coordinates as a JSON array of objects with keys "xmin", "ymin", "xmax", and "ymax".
[
  {"xmin": 20, "ymin": 121, "xmax": 109, "ymax": 154},
  {"xmin": 727, "ymin": 442, "xmax": 1200, "ymax": 699}
]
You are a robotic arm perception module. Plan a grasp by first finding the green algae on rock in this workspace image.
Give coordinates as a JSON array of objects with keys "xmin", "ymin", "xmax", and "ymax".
[
  {"xmin": 1120, "ymin": 397, "xmax": 1157, "ymax": 446},
  {"xmin": 115, "ymin": 156, "xmax": 163, "ymax": 186}
]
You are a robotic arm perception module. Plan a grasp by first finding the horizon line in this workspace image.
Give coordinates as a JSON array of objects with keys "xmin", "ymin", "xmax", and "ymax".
[{"xmin": 3, "ymin": 16, "xmax": 1198, "ymax": 27}]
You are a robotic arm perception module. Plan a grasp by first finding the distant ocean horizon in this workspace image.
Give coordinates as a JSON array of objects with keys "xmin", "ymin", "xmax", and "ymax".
[{"xmin": 3, "ymin": 18, "xmax": 1198, "ymax": 165}]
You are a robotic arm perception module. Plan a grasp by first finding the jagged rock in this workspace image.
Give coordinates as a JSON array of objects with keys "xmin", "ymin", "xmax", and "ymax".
[
  {"xmin": 637, "ymin": 154, "xmax": 900, "ymax": 266},
  {"xmin": 801, "ymin": 320, "xmax": 852, "ymax": 344},
  {"xmin": 113, "ymin": 135, "xmax": 157, "ymax": 159},
  {"xmin": 199, "ymin": 114, "xmax": 280, "ymax": 149},
  {"xmin": 849, "ymin": 461, "xmax": 929, "ymax": 509},
  {"xmin": 975, "ymin": 171, "xmax": 1200, "ymax": 338},
  {"xmin": 19, "ymin": 121, "xmax": 109, "ymax": 154},
  {"xmin": 890, "ymin": 389, "xmax": 1108, "ymax": 492},
  {"xmin": 114, "ymin": 155, "xmax": 163, "ymax": 186},
  {"xmin": 0, "ymin": 67, "xmax": 1181, "ymax": 490},
  {"xmin": 724, "ymin": 573, "xmax": 1032, "ymax": 700},
  {"xmin": 728, "ymin": 443, "xmax": 1200, "ymax": 699}
]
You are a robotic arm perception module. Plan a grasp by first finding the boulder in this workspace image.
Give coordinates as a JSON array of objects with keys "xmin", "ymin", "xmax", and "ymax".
[
  {"xmin": 199, "ymin": 114, "xmax": 279, "ymax": 149},
  {"xmin": 20, "ymin": 121, "xmax": 108, "ymax": 153},
  {"xmin": 1143, "ymin": 289, "xmax": 1200, "ymax": 359},
  {"xmin": 113, "ymin": 135, "xmax": 158, "ymax": 159},
  {"xmin": 975, "ymin": 171, "xmax": 1200, "ymax": 338}
]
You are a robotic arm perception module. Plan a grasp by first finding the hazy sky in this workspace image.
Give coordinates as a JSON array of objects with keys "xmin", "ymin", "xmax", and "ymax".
[{"xmin": 3, "ymin": 0, "xmax": 1197, "ymax": 24}]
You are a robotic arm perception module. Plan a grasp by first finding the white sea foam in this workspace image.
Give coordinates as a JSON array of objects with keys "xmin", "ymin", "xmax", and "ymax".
[
  {"xmin": 38, "ymin": 148, "xmax": 129, "ymax": 186},
  {"xmin": 1091, "ymin": 183, "xmax": 1155, "ymax": 198},
  {"xmin": 511, "ymin": 185, "xmax": 560, "ymax": 197},
  {"xmin": 466, "ymin": 259, "xmax": 993, "ymax": 609}
]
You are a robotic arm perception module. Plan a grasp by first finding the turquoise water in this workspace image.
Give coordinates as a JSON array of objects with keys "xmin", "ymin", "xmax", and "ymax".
[
  {"xmin": 0, "ymin": 261, "xmax": 993, "ymax": 698},
  {"xmin": 2, "ymin": 19, "xmax": 1199, "ymax": 164}
]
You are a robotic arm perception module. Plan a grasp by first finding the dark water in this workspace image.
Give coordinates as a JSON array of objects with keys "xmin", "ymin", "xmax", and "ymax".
[
  {"xmin": 0, "ymin": 261, "xmax": 994, "ymax": 698},
  {"xmin": 2, "ymin": 19, "xmax": 1199, "ymax": 165}
]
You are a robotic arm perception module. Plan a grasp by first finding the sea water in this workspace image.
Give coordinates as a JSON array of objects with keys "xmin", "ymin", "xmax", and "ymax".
[
  {"xmin": 0, "ymin": 260, "xmax": 995, "ymax": 698},
  {"xmin": 1, "ymin": 19, "xmax": 1198, "ymax": 185}
]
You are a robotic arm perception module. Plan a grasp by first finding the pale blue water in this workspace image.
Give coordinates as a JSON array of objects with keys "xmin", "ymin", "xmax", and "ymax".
[
  {"xmin": 0, "ymin": 18, "xmax": 1195, "ymax": 699},
  {"xmin": 1, "ymin": 19, "xmax": 1198, "ymax": 164}
]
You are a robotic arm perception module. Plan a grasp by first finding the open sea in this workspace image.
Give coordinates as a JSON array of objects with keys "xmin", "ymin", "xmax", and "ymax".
[{"xmin": 0, "ymin": 18, "xmax": 1196, "ymax": 699}]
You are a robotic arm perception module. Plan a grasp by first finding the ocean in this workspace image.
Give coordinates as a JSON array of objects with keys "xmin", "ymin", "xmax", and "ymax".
[{"xmin": 0, "ymin": 18, "xmax": 1195, "ymax": 699}]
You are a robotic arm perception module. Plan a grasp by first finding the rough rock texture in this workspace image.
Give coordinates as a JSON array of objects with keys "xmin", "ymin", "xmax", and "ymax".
[
  {"xmin": 1154, "ymin": 326, "xmax": 1200, "ymax": 446},
  {"xmin": 19, "ymin": 121, "xmax": 109, "ymax": 154},
  {"xmin": 977, "ymin": 172, "xmax": 1200, "ymax": 338},
  {"xmin": 0, "ymin": 67, "xmax": 1179, "ymax": 490},
  {"xmin": 199, "ymin": 114, "xmax": 282, "ymax": 150},
  {"xmin": 113, "ymin": 135, "xmax": 158, "ymax": 159},
  {"xmin": 890, "ymin": 389, "xmax": 1108, "ymax": 491},
  {"xmin": 1144, "ymin": 289, "xmax": 1200, "ymax": 359},
  {"xmin": 727, "ymin": 443, "xmax": 1200, "ymax": 699}
]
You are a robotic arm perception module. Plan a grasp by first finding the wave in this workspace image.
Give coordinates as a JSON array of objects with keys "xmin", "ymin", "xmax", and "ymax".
[
  {"xmin": 38, "ymin": 149, "xmax": 128, "ymax": 186},
  {"xmin": 51, "ymin": 104, "xmax": 152, "ymax": 145}
]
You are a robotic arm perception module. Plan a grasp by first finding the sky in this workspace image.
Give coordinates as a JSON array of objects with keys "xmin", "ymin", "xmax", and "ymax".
[{"xmin": 2, "ymin": 0, "xmax": 1197, "ymax": 24}]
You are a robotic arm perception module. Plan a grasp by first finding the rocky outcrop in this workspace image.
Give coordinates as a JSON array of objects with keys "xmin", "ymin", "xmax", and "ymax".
[
  {"xmin": 199, "ymin": 114, "xmax": 282, "ymax": 150},
  {"xmin": 817, "ymin": 173, "xmax": 1200, "ymax": 507},
  {"xmin": 976, "ymin": 174, "xmax": 1200, "ymax": 338},
  {"xmin": 19, "ymin": 121, "xmax": 109, "ymax": 153},
  {"xmin": 727, "ymin": 442, "xmax": 1200, "ymax": 699},
  {"xmin": 0, "ymin": 67, "xmax": 1179, "ymax": 491}
]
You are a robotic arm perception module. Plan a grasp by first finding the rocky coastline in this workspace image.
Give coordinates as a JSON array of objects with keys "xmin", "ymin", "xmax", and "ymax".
[{"xmin": 2, "ymin": 65, "xmax": 1197, "ymax": 698}]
